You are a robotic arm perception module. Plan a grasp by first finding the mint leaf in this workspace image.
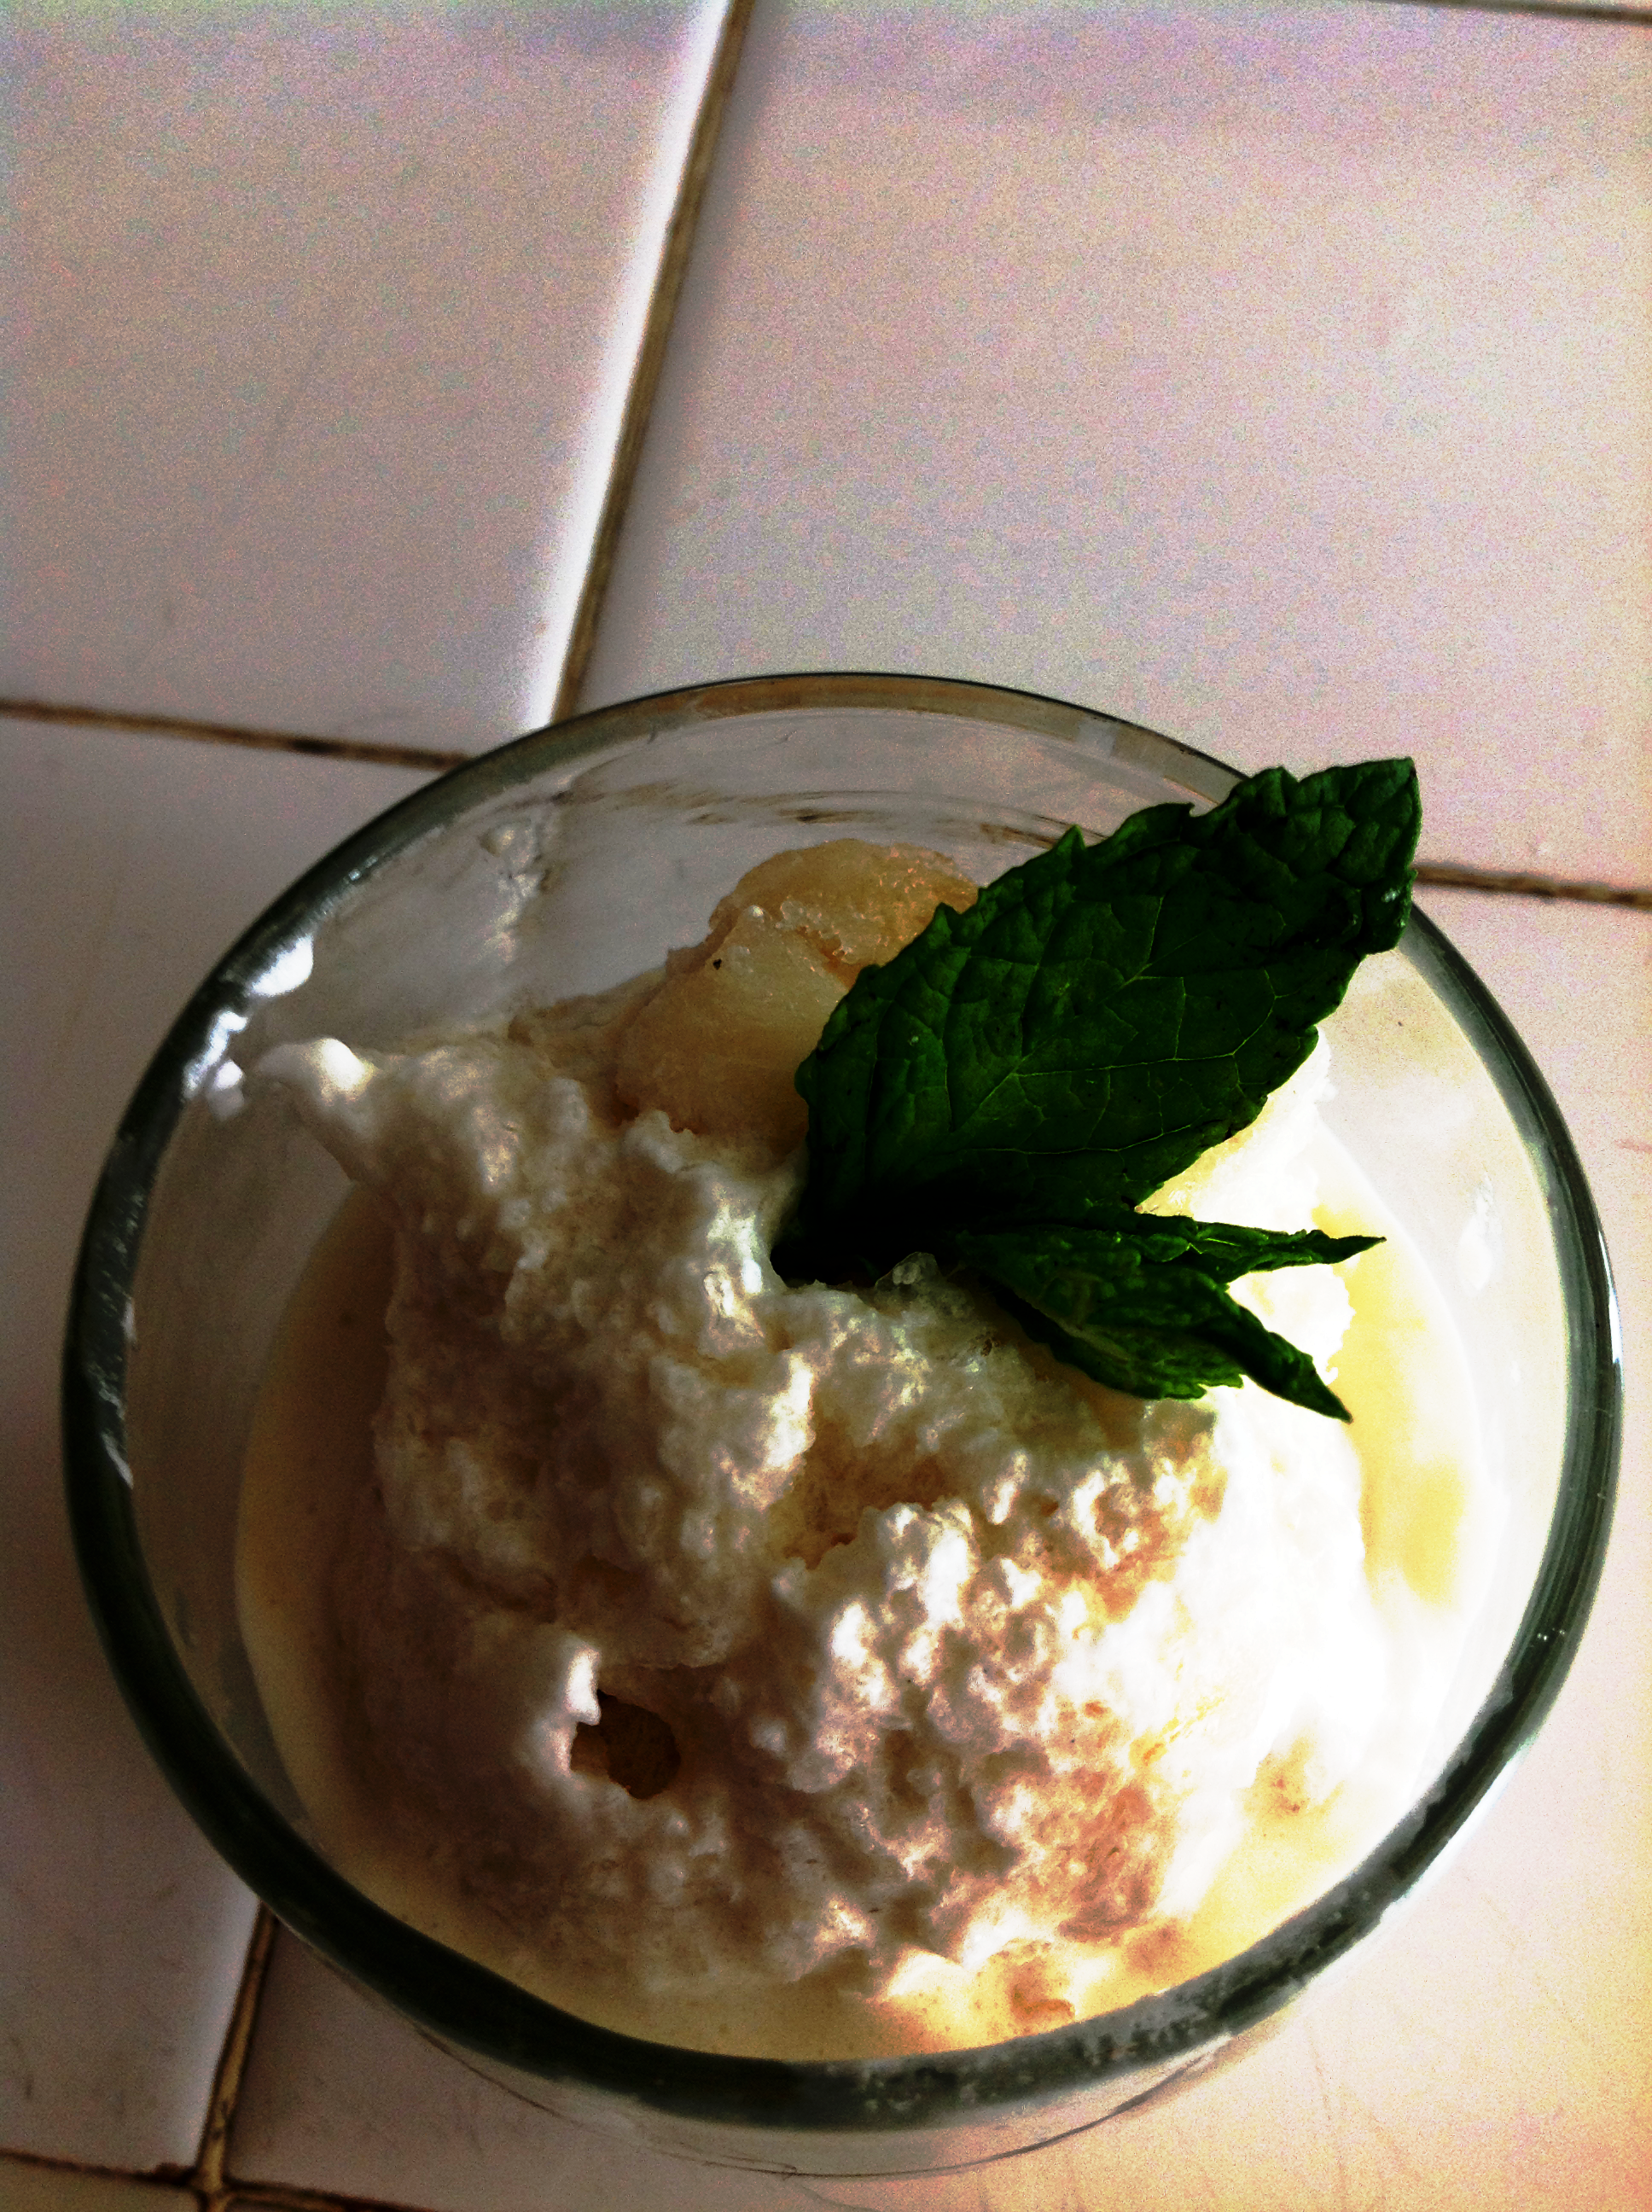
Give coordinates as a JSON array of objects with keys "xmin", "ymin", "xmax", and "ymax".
[
  {"xmin": 954, "ymin": 1219, "xmax": 1381, "ymax": 1420},
  {"xmin": 774, "ymin": 760, "xmax": 1418, "ymax": 1289},
  {"xmin": 772, "ymin": 760, "xmax": 1418, "ymax": 1418}
]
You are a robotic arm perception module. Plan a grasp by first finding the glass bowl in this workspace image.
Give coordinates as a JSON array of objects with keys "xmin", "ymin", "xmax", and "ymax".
[{"xmin": 63, "ymin": 673, "xmax": 1620, "ymax": 2179}]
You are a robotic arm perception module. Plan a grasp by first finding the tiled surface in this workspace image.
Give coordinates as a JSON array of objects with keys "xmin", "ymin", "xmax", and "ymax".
[
  {"xmin": 581, "ymin": 0, "xmax": 1652, "ymax": 887},
  {"xmin": 0, "ymin": 2157, "xmax": 193, "ymax": 2212},
  {"xmin": 0, "ymin": 717, "xmax": 430, "ymax": 2171},
  {"xmin": 226, "ymin": 1934, "xmax": 785, "ymax": 2212},
  {"xmin": 1, "ymin": 1, "xmax": 730, "ymax": 751},
  {"xmin": 4, "ymin": 5, "xmax": 1649, "ymax": 2210}
]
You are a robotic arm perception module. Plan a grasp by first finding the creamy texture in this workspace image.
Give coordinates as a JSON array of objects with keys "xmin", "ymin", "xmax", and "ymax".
[{"xmin": 241, "ymin": 845, "xmax": 1498, "ymax": 2058}]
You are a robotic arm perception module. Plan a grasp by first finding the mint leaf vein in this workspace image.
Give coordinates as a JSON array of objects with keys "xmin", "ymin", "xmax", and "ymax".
[{"xmin": 773, "ymin": 760, "xmax": 1420, "ymax": 1420}]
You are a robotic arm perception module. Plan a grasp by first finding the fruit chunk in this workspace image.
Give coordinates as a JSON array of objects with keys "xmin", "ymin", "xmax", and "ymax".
[{"xmin": 614, "ymin": 840, "xmax": 978, "ymax": 1154}]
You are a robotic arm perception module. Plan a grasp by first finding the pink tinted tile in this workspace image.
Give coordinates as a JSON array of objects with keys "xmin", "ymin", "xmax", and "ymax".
[
  {"xmin": 0, "ymin": 718, "xmax": 429, "ymax": 2168},
  {"xmin": 582, "ymin": 1, "xmax": 1652, "ymax": 885},
  {"xmin": 0, "ymin": 2157, "xmax": 196, "ymax": 2212},
  {"xmin": 3, "ymin": 2, "xmax": 730, "ymax": 751},
  {"xmin": 226, "ymin": 1933, "xmax": 800, "ymax": 2212}
]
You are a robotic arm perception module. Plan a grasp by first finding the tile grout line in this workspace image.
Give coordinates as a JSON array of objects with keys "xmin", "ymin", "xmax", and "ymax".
[
  {"xmin": 0, "ymin": 697, "xmax": 468, "ymax": 776},
  {"xmin": 0, "ymin": 2145, "xmax": 196, "ymax": 2197},
  {"xmin": 1, "ymin": 1912, "xmax": 297, "ymax": 2206},
  {"xmin": 1372, "ymin": 0, "xmax": 1652, "ymax": 22},
  {"xmin": 1411, "ymin": 862, "xmax": 1652, "ymax": 910},
  {"xmin": 0, "ymin": 2143, "xmax": 423, "ymax": 2212},
  {"xmin": 192, "ymin": 1905, "xmax": 280, "ymax": 2209},
  {"xmin": 212, "ymin": 2184, "xmax": 432, "ymax": 2212},
  {"xmin": 4, "ymin": 694, "xmax": 1649, "ymax": 911},
  {"xmin": 548, "ymin": 0, "xmax": 759, "ymax": 725}
]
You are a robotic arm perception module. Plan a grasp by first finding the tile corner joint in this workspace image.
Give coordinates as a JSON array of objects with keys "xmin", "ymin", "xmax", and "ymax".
[{"xmin": 548, "ymin": 0, "xmax": 759, "ymax": 731}]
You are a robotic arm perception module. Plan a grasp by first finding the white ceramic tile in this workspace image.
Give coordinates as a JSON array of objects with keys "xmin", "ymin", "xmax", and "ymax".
[
  {"xmin": 580, "ymin": 0, "xmax": 1652, "ymax": 887},
  {"xmin": 226, "ymin": 1932, "xmax": 803, "ymax": 2212},
  {"xmin": 0, "ymin": 718, "xmax": 431, "ymax": 2170},
  {"xmin": 2, "ymin": 1, "xmax": 730, "ymax": 752},
  {"xmin": 225, "ymin": 888, "xmax": 1649, "ymax": 2206},
  {"xmin": 0, "ymin": 2155, "xmax": 195, "ymax": 2212}
]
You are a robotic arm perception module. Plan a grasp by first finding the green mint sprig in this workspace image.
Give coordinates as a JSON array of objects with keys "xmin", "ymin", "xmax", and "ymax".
[{"xmin": 771, "ymin": 760, "xmax": 1420, "ymax": 1419}]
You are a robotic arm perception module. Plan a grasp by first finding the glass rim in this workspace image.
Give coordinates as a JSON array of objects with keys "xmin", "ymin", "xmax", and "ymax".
[{"xmin": 62, "ymin": 671, "xmax": 1622, "ymax": 2138}]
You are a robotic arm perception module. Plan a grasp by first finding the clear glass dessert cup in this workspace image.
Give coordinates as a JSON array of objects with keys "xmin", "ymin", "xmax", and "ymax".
[{"xmin": 63, "ymin": 674, "xmax": 1620, "ymax": 2179}]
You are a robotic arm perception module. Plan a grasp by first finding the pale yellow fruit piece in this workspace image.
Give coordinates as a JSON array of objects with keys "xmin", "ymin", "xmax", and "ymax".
[{"xmin": 614, "ymin": 839, "xmax": 978, "ymax": 1155}]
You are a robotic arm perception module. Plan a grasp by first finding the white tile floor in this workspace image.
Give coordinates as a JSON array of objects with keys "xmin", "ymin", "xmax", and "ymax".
[
  {"xmin": 4, "ymin": 4, "xmax": 1649, "ymax": 2209},
  {"xmin": 582, "ymin": 0, "xmax": 1652, "ymax": 887},
  {"xmin": 2, "ymin": 1, "xmax": 731, "ymax": 752},
  {"xmin": 1, "ymin": 719, "xmax": 431, "ymax": 2175}
]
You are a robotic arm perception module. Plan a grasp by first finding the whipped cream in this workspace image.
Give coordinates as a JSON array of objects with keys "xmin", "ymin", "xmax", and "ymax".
[{"xmin": 255, "ymin": 1011, "xmax": 1400, "ymax": 2047}]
